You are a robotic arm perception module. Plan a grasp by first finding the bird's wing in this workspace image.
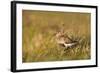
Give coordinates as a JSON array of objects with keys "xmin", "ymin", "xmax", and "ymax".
[
  {"xmin": 64, "ymin": 36, "xmax": 73, "ymax": 44},
  {"xmin": 65, "ymin": 35, "xmax": 74, "ymax": 42}
]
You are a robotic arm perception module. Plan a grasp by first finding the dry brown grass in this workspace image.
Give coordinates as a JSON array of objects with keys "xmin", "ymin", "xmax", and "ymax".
[{"xmin": 22, "ymin": 10, "xmax": 91, "ymax": 63}]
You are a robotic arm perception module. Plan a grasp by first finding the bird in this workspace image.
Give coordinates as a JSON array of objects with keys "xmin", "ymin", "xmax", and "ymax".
[{"xmin": 55, "ymin": 30, "xmax": 78, "ymax": 49}]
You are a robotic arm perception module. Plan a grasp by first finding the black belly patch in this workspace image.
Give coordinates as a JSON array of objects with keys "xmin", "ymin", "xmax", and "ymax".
[{"xmin": 59, "ymin": 44, "xmax": 65, "ymax": 47}]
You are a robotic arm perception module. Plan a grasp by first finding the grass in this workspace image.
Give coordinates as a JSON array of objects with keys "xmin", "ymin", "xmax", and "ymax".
[{"xmin": 22, "ymin": 10, "xmax": 91, "ymax": 63}]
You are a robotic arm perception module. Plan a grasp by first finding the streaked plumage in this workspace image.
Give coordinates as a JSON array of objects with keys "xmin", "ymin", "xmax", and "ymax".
[{"xmin": 55, "ymin": 31, "xmax": 78, "ymax": 48}]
